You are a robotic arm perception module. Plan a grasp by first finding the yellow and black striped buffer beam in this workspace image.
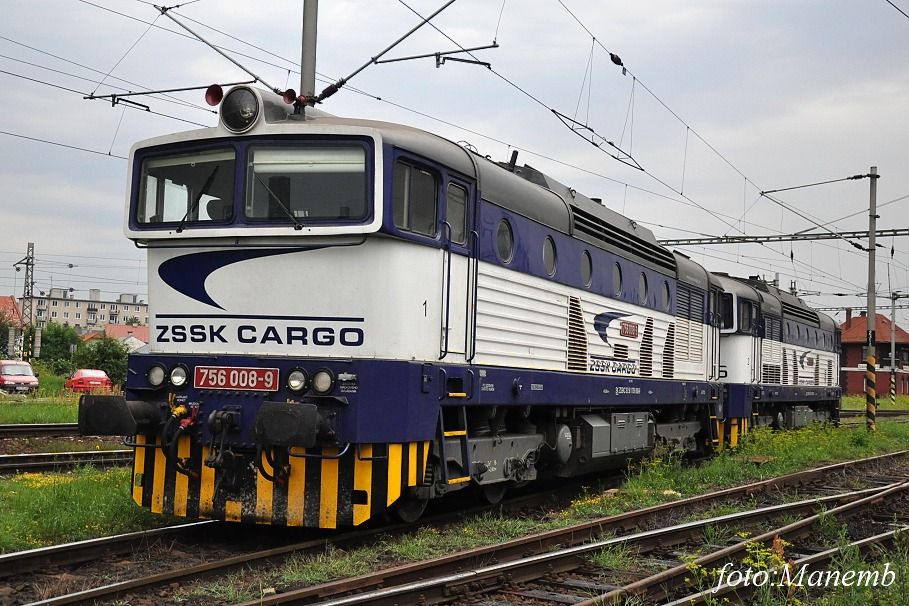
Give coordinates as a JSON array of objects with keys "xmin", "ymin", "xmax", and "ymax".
[{"xmin": 131, "ymin": 438, "xmax": 431, "ymax": 528}]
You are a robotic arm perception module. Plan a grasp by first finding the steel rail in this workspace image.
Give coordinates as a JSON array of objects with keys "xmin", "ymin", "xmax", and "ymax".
[
  {"xmin": 273, "ymin": 483, "xmax": 903, "ymax": 606},
  {"xmin": 0, "ymin": 521, "xmax": 218, "ymax": 577},
  {"xmin": 0, "ymin": 423, "xmax": 79, "ymax": 438},
  {"xmin": 227, "ymin": 451, "xmax": 909, "ymax": 606},
  {"xmin": 660, "ymin": 526, "xmax": 906, "ymax": 605},
  {"xmin": 582, "ymin": 480, "xmax": 909, "ymax": 605},
  {"xmin": 0, "ymin": 450, "xmax": 132, "ymax": 473}
]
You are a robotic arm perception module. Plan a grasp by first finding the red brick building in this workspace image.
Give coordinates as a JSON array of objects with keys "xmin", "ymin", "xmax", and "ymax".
[{"xmin": 840, "ymin": 310, "xmax": 909, "ymax": 395}]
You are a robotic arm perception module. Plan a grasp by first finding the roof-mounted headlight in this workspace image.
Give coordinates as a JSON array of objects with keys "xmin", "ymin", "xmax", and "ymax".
[{"xmin": 221, "ymin": 87, "xmax": 259, "ymax": 133}]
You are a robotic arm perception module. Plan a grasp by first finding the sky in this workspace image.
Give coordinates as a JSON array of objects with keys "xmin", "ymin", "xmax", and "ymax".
[{"xmin": 1, "ymin": 0, "xmax": 908, "ymax": 329}]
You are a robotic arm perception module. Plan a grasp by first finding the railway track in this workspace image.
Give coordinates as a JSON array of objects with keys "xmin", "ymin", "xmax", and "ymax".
[
  {"xmin": 0, "ymin": 450, "xmax": 132, "ymax": 473},
  {"xmin": 6, "ymin": 451, "xmax": 907, "ymax": 605},
  {"xmin": 0, "ymin": 423, "xmax": 80, "ymax": 438},
  {"xmin": 222, "ymin": 451, "xmax": 909, "ymax": 606}
]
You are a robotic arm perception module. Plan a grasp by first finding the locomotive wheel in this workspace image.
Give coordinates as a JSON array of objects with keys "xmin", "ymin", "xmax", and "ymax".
[
  {"xmin": 392, "ymin": 492, "xmax": 429, "ymax": 523},
  {"xmin": 478, "ymin": 482, "xmax": 508, "ymax": 505}
]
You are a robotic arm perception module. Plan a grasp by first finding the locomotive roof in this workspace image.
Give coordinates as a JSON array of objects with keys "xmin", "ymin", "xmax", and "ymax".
[{"xmin": 135, "ymin": 94, "xmax": 681, "ymax": 276}]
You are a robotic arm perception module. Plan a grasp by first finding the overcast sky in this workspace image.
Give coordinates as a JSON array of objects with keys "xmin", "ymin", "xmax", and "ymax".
[{"xmin": 2, "ymin": 0, "xmax": 908, "ymax": 329}]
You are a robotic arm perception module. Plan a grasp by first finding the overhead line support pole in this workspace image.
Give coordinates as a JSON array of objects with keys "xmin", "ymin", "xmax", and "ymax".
[{"xmin": 866, "ymin": 166, "xmax": 879, "ymax": 432}]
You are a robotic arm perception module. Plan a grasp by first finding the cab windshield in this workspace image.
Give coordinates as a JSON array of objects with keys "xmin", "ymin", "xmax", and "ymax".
[
  {"xmin": 137, "ymin": 149, "xmax": 236, "ymax": 225},
  {"xmin": 245, "ymin": 146, "xmax": 368, "ymax": 222}
]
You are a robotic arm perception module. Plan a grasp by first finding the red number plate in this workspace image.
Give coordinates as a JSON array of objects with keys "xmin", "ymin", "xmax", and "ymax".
[{"xmin": 194, "ymin": 366, "xmax": 280, "ymax": 391}]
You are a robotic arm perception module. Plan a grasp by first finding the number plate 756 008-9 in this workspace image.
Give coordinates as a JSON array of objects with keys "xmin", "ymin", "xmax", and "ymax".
[{"xmin": 194, "ymin": 366, "xmax": 280, "ymax": 391}]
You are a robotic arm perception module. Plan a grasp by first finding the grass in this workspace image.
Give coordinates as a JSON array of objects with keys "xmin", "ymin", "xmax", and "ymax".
[
  {"xmin": 175, "ymin": 421, "xmax": 909, "ymax": 604},
  {"xmin": 0, "ymin": 466, "xmax": 168, "ymax": 553},
  {"xmin": 0, "ymin": 397, "xmax": 79, "ymax": 423},
  {"xmin": 564, "ymin": 422, "xmax": 909, "ymax": 521},
  {"xmin": 588, "ymin": 543, "xmax": 637, "ymax": 570},
  {"xmin": 841, "ymin": 394, "xmax": 909, "ymax": 410}
]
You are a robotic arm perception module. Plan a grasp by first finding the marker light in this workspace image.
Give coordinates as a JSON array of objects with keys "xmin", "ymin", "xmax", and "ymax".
[
  {"xmin": 204, "ymin": 84, "xmax": 224, "ymax": 106},
  {"xmin": 312, "ymin": 370, "xmax": 334, "ymax": 394},
  {"xmin": 148, "ymin": 364, "xmax": 166, "ymax": 387},
  {"xmin": 287, "ymin": 369, "xmax": 308, "ymax": 393},
  {"xmin": 220, "ymin": 87, "xmax": 259, "ymax": 132},
  {"xmin": 170, "ymin": 365, "xmax": 188, "ymax": 388}
]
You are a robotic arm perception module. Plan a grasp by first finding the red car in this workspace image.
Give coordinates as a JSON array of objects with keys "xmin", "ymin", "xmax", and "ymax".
[
  {"xmin": 65, "ymin": 369, "xmax": 113, "ymax": 393},
  {"xmin": 0, "ymin": 360, "xmax": 39, "ymax": 394}
]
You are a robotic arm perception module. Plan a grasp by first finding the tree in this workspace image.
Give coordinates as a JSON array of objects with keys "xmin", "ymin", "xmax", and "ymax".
[
  {"xmin": 38, "ymin": 322, "xmax": 82, "ymax": 363},
  {"xmin": 125, "ymin": 316, "xmax": 141, "ymax": 326},
  {"xmin": 0, "ymin": 309, "xmax": 14, "ymax": 357},
  {"xmin": 74, "ymin": 335, "xmax": 128, "ymax": 386}
]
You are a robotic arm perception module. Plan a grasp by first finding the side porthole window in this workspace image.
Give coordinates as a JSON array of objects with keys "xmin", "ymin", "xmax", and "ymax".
[
  {"xmin": 662, "ymin": 281, "xmax": 671, "ymax": 311},
  {"xmin": 543, "ymin": 236, "xmax": 557, "ymax": 276},
  {"xmin": 496, "ymin": 219, "xmax": 514, "ymax": 263},
  {"xmin": 638, "ymin": 273, "xmax": 648, "ymax": 305},
  {"xmin": 581, "ymin": 250, "xmax": 592, "ymax": 287},
  {"xmin": 613, "ymin": 262, "xmax": 623, "ymax": 295}
]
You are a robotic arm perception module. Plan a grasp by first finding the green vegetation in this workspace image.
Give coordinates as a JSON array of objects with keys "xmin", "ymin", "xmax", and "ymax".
[
  {"xmin": 841, "ymin": 394, "xmax": 909, "ymax": 410},
  {"xmin": 73, "ymin": 334, "xmax": 128, "ymax": 386},
  {"xmin": 0, "ymin": 396, "xmax": 78, "ymax": 423},
  {"xmin": 0, "ymin": 466, "xmax": 165, "ymax": 553},
  {"xmin": 178, "ymin": 422, "xmax": 909, "ymax": 603},
  {"xmin": 588, "ymin": 543, "xmax": 638, "ymax": 570},
  {"xmin": 565, "ymin": 423, "xmax": 909, "ymax": 520}
]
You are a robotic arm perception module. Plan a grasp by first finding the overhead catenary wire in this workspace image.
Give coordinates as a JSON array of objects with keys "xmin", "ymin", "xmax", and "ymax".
[{"xmin": 4, "ymin": 1, "xmax": 895, "ymax": 306}]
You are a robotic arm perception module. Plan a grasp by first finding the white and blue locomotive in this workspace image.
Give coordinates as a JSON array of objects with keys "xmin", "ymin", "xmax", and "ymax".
[{"xmin": 79, "ymin": 86, "xmax": 841, "ymax": 528}]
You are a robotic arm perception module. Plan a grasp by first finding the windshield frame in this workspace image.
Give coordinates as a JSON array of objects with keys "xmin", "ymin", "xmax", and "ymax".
[
  {"xmin": 128, "ymin": 135, "xmax": 378, "ymax": 236},
  {"xmin": 244, "ymin": 139, "xmax": 373, "ymax": 227}
]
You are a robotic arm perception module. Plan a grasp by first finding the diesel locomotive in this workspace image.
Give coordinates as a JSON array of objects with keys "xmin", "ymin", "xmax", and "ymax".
[{"xmin": 79, "ymin": 86, "xmax": 841, "ymax": 528}]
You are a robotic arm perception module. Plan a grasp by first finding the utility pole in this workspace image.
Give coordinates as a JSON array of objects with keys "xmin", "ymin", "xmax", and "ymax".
[
  {"xmin": 866, "ymin": 167, "xmax": 879, "ymax": 431},
  {"xmin": 892, "ymin": 292, "xmax": 898, "ymax": 405},
  {"xmin": 300, "ymin": 0, "xmax": 318, "ymax": 102},
  {"xmin": 13, "ymin": 242, "xmax": 35, "ymax": 361}
]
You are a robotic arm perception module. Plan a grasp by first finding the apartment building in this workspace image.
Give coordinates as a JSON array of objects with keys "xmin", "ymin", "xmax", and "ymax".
[{"xmin": 22, "ymin": 288, "xmax": 148, "ymax": 330}]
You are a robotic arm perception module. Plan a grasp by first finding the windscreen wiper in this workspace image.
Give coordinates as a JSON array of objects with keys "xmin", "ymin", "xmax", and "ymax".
[
  {"xmin": 253, "ymin": 174, "xmax": 304, "ymax": 230},
  {"xmin": 176, "ymin": 165, "xmax": 221, "ymax": 234}
]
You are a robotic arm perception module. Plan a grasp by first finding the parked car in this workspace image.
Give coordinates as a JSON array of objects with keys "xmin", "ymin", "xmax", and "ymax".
[
  {"xmin": 0, "ymin": 360, "xmax": 39, "ymax": 394},
  {"xmin": 65, "ymin": 369, "xmax": 113, "ymax": 393}
]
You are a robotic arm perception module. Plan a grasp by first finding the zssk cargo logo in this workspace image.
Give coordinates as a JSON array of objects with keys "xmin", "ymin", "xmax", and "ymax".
[
  {"xmin": 154, "ymin": 248, "xmax": 365, "ymax": 347},
  {"xmin": 156, "ymin": 323, "xmax": 364, "ymax": 347}
]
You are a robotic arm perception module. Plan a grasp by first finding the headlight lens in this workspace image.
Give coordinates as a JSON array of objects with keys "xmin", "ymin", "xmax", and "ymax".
[
  {"xmin": 287, "ymin": 369, "xmax": 308, "ymax": 392},
  {"xmin": 148, "ymin": 365, "xmax": 166, "ymax": 387},
  {"xmin": 221, "ymin": 87, "xmax": 259, "ymax": 132},
  {"xmin": 170, "ymin": 365, "xmax": 188, "ymax": 387},
  {"xmin": 312, "ymin": 369, "xmax": 334, "ymax": 394}
]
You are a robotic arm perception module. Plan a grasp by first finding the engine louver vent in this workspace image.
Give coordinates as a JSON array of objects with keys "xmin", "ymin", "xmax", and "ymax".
[
  {"xmin": 662, "ymin": 322, "xmax": 675, "ymax": 379},
  {"xmin": 763, "ymin": 364, "xmax": 782, "ymax": 384},
  {"xmin": 828, "ymin": 360, "xmax": 834, "ymax": 386},
  {"xmin": 814, "ymin": 356, "xmax": 820, "ymax": 386},
  {"xmin": 567, "ymin": 296, "xmax": 588, "ymax": 371},
  {"xmin": 614, "ymin": 344, "xmax": 629, "ymax": 360},
  {"xmin": 782, "ymin": 350, "xmax": 789, "ymax": 385},
  {"xmin": 640, "ymin": 317, "xmax": 654, "ymax": 377},
  {"xmin": 782, "ymin": 302, "xmax": 819, "ymax": 326},
  {"xmin": 571, "ymin": 207, "xmax": 677, "ymax": 273},
  {"xmin": 765, "ymin": 316, "xmax": 782, "ymax": 341}
]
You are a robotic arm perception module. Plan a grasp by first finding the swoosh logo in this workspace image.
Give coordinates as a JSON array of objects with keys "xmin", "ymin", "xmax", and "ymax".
[
  {"xmin": 158, "ymin": 248, "xmax": 322, "ymax": 309},
  {"xmin": 593, "ymin": 312, "xmax": 631, "ymax": 344}
]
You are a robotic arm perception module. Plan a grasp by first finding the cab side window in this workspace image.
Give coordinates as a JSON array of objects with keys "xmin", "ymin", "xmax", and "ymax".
[
  {"xmin": 738, "ymin": 300, "xmax": 753, "ymax": 333},
  {"xmin": 720, "ymin": 293, "xmax": 734, "ymax": 330},
  {"xmin": 393, "ymin": 160, "xmax": 438, "ymax": 237},
  {"xmin": 447, "ymin": 183, "xmax": 468, "ymax": 244}
]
